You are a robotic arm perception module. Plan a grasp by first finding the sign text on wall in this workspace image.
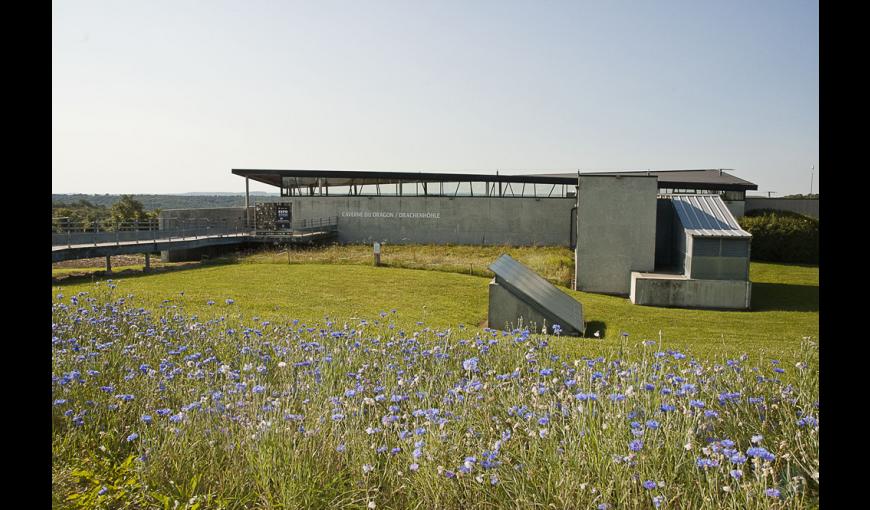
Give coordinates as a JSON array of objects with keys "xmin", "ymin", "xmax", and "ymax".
[{"xmin": 340, "ymin": 211, "xmax": 440, "ymax": 219}]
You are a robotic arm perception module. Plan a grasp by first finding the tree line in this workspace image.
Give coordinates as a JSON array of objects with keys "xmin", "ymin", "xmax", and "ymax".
[{"xmin": 52, "ymin": 195, "xmax": 160, "ymax": 231}]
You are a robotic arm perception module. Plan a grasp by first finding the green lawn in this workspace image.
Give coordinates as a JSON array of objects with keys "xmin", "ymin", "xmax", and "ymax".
[{"xmin": 52, "ymin": 259, "xmax": 817, "ymax": 363}]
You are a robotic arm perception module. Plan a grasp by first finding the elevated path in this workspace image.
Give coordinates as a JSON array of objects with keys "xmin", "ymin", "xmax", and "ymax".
[{"xmin": 51, "ymin": 218, "xmax": 338, "ymax": 263}]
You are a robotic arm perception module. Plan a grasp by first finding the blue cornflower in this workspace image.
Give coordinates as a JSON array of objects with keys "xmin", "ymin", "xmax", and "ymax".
[
  {"xmin": 141, "ymin": 415, "xmax": 153, "ymax": 424},
  {"xmin": 252, "ymin": 385, "xmax": 266, "ymax": 394},
  {"xmin": 126, "ymin": 432, "xmax": 139, "ymax": 442},
  {"xmin": 629, "ymin": 439, "xmax": 643, "ymax": 452},
  {"xmin": 645, "ymin": 420, "xmax": 660, "ymax": 429},
  {"xmin": 331, "ymin": 413, "xmax": 345, "ymax": 422},
  {"xmin": 765, "ymin": 488, "xmax": 781, "ymax": 498},
  {"xmin": 462, "ymin": 357, "xmax": 479, "ymax": 372},
  {"xmin": 730, "ymin": 469, "xmax": 743, "ymax": 479},
  {"xmin": 747, "ymin": 447, "xmax": 775, "ymax": 462},
  {"xmin": 730, "ymin": 453, "xmax": 747, "ymax": 464},
  {"xmin": 643, "ymin": 480, "xmax": 657, "ymax": 490},
  {"xmin": 696, "ymin": 457, "xmax": 719, "ymax": 469}
]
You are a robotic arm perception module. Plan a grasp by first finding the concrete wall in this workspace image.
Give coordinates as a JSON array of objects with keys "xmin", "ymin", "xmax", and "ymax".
[
  {"xmin": 745, "ymin": 198, "xmax": 819, "ymax": 219},
  {"xmin": 724, "ymin": 200, "xmax": 745, "ymax": 219},
  {"xmin": 630, "ymin": 272, "xmax": 752, "ymax": 310},
  {"xmin": 285, "ymin": 196, "xmax": 575, "ymax": 246},
  {"xmin": 575, "ymin": 176, "xmax": 658, "ymax": 295},
  {"xmin": 158, "ymin": 207, "xmax": 254, "ymax": 261}
]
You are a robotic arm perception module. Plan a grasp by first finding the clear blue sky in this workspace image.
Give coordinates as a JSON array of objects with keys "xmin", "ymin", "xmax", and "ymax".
[{"xmin": 52, "ymin": 0, "xmax": 818, "ymax": 195}]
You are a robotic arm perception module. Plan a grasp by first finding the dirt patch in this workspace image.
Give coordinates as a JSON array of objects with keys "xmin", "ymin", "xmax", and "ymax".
[{"xmin": 53, "ymin": 254, "xmax": 154, "ymax": 269}]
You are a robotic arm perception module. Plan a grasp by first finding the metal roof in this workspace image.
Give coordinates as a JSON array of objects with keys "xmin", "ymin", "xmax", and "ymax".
[
  {"xmin": 530, "ymin": 169, "xmax": 757, "ymax": 191},
  {"xmin": 232, "ymin": 169, "xmax": 571, "ymax": 189},
  {"xmin": 233, "ymin": 168, "xmax": 757, "ymax": 192},
  {"xmin": 489, "ymin": 254, "xmax": 584, "ymax": 335},
  {"xmin": 664, "ymin": 194, "xmax": 751, "ymax": 238}
]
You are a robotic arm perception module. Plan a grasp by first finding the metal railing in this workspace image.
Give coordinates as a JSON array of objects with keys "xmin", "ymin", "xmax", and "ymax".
[
  {"xmin": 52, "ymin": 216, "xmax": 339, "ymax": 247},
  {"xmin": 51, "ymin": 218, "xmax": 251, "ymax": 248}
]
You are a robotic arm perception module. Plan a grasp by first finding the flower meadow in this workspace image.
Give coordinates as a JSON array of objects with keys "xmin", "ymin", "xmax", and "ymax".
[{"xmin": 52, "ymin": 283, "xmax": 818, "ymax": 509}]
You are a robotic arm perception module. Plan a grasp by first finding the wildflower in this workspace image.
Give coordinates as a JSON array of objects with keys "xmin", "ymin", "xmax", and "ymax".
[
  {"xmin": 643, "ymin": 480, "xmax": 657, "ymax": 490},
  {"xmin": 730, "ymin": 469, "xmax": 743, "ymax": 479},
  {"xmin": 765, "ymin": 488, "xmax": 781, "ymax": 498},
  {"xmin": 696, "ymin": 458, "xmax": 719, "ymax": 469},
  {"xmin": 751, "ymin": 434, "xmax": 763, "ymax": 444},
  {"xmin": 362, "ymin": 464, "xmax": 374, "ymax": 474},
  {"xmin": 462, "ymin": 357, "xmax": 479, "ymax": 372},
  {"xmin": 409, "ymin": 463, "xmax": 419, "ymax": 471},
  {"xmin": 141, "ymin": 415, "xmax": 152, "ymax": 424},
  {"xmin": 629, "ymin": 440, "xmax": 643, "ymax": 452},
  {"xmin": 126, "ymin": 433, "xmax": 139, "ymax": 442},
  {"xmin": 747, "ymin": 447, "xmax": 775, "ymax": 462},
  {"xmin": 645, "ymin": 420, "xmax": 660, "ymax": 429}
]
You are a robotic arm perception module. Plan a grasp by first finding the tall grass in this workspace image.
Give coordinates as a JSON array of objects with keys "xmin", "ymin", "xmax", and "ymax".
[
  {"xmin": 235, "ymin": 244, "xmax": 575, "ymax": 287},
  {"xmin": 53, "ymin": 284, "xmax": 818, "ymax": 509}
]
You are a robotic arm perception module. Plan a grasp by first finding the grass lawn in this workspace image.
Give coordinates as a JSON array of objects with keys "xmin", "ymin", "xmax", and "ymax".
[{"xmin": 52, "ymin": 258, "xmax": 817, "ymax": 363}]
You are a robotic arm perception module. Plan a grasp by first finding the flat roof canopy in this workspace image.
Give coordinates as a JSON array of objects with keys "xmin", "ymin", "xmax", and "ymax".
[{"xmin": 232, "ymin": 168, "xmax": 757, "ymax": 192}]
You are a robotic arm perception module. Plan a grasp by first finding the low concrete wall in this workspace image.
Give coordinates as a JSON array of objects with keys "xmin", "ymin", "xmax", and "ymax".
[
  {"xmin": 285, "ymin": 196, "xmax": 575, "ymax": 246},
  {"xmin": 630, "ymin": 272, "xmax": 752, "ymax": 310},
  {"xmin": 576, "ymin": 176, "xmax": 658, "ymax": 295},
  {"xmin": 158, "ymin": 207, "xmax": 255, "ymax": 261},
  {"xmin": 745, "ymin": 198, "xmax": 819, "ymax": 219}
]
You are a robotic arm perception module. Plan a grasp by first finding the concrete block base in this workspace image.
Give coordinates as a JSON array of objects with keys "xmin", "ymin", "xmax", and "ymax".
[
  {"xmin": 630, "ymin": 272, "xmax": 752, "ymax": 310},
  {"xmin": 488, "ymin": 280, "xmax": 584, "ymax": 335}
]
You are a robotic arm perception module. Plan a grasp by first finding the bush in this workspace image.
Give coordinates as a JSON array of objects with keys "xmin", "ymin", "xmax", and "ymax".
[{"xmin": 739, "ymin": 210, "xmax": 818, "ymax": 264}]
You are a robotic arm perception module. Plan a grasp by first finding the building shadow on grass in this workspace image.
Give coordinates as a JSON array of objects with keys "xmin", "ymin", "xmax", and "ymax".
[
  {"xmin": 584, "ymin": 321, "xmax": 607, "ymax": 339},
  {"xmin": 751, "ymin": 283, "xmax": 819, "ymax": 312},
  {"xmin": 51, "ymin": 259, "xmax": 237, "ymax": 286}
]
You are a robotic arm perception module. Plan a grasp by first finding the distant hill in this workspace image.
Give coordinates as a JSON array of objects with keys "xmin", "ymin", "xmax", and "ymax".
[{"xmin": 52, "ymin": 194, "xmax": 279, "ymax": 211}]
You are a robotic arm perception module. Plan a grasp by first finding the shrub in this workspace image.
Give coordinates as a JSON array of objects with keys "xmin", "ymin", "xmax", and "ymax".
[{"xmin": 739, "ymin": 210, "xmax": 818, "ymax": 264}]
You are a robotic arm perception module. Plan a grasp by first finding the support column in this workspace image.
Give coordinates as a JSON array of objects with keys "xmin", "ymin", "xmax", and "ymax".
[
  {"xmin": 105, "ymin": 256, "xmax": 112, "ymax": 274},
  {"xmin": 245, "ymin": 177, "xmax": 250, "ymax": 208},
  {"xmin": 144, "ymin": 253, "xmax": 151, "ymax": 272}
]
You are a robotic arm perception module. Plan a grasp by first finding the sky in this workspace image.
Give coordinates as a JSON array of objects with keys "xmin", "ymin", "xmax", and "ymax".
[{"xmin": 52, "ymin": 0, "xmax": 819, "ymax": 195}]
